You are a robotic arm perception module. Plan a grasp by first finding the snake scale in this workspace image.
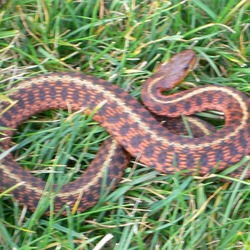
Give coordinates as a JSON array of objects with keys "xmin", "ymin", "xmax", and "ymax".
[{"xmin": 0, "ymin": 50, "xmax": 249, "ymax": 215}]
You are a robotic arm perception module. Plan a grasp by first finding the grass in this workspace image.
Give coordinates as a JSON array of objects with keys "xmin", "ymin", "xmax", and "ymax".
[{"xmin": 0, "ymin": 0, "xmax": 250, "ymax": 249}]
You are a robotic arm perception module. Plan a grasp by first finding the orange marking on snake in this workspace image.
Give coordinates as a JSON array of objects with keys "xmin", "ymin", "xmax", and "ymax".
[{"xmin": 0, "ymin": 50, "xmax": 249, "ymax": 214}]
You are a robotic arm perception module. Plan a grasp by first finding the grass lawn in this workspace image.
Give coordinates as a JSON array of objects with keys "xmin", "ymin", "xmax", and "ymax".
[{"xmin": 0, "ymin": 0, "xmax": 250, "ymax": 249}]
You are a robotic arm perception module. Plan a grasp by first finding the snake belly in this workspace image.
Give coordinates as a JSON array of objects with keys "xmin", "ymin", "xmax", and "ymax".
[{"xmin": 0, "ymin": 51, "xmax": 249, "ymax": 214}]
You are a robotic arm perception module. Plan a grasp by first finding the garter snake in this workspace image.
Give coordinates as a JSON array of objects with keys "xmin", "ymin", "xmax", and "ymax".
[{"xmin": 0, "ymin": 50, "xmax": 249, "ymax": 214}]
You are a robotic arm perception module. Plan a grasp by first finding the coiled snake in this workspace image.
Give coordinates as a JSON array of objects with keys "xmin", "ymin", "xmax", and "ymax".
[{"xmin": 0, "ymin": 50, "xmax": 249, "ymax": 214}]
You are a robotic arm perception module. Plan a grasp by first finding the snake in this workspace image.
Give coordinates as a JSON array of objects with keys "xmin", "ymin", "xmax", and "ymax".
[{"xmin": 0, "ymin": 50, "xmax": 249, "ymax": 215}]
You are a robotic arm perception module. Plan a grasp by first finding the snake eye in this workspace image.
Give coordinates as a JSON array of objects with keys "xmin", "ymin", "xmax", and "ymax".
[{"xmin": 183, "ymin": 64, "xmax": 190, "ymax": 70}]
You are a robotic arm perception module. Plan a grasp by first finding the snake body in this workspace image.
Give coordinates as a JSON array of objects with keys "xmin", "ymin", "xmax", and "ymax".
[{"xmin": 0, "ymin": 50, "xmax": 249, "ymax": 214}]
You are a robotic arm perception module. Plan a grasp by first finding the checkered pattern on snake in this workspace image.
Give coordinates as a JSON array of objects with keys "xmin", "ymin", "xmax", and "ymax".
[{"xmin": 0, "ymin": 50, "xmax": 249, "ymax": 215}]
